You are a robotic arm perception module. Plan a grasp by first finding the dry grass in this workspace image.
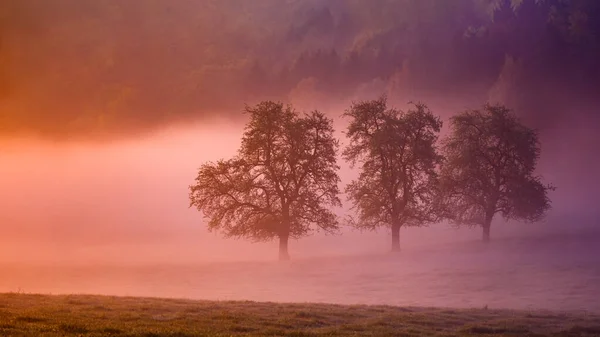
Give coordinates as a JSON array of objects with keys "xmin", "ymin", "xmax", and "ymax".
[{"xmin": 1, "ymin": 293, "xmax": 599, "ymax": 336}]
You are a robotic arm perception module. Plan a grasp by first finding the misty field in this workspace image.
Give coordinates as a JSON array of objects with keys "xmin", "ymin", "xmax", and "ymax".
[
  {"xmin": 2, "ymin": 232, "xmax": 600, "ymax": 316},
  {"xmin": 1, "ymin": 293, "xmax": 600, "ymax": 337}
]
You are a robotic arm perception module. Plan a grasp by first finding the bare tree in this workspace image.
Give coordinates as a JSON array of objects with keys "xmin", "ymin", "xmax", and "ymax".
[
  {"xmin": 189, "ymin": 101, "xmax": 341, "ymax": 260},
  {"xmin": 439, "ymin": 104, "xmax": 554, "ymax": 242},
  {"xmin": 343, "ymin": 96, "xmax": 443, "ymax": 252}
]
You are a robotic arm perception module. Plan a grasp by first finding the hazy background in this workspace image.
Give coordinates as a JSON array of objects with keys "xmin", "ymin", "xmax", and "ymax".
[
  {"xmin": 0, "ymin": 0, "xmax": 599, "ymax": 311},
  {"xmin": 0, "ymin": 108, "xmax": 599, "ymax": 266}
]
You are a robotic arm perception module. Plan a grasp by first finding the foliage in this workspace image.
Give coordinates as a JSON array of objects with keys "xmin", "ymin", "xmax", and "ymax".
[
  {"xmin": 438, "ymin": 104, "xmax": 553, "ymax": 240},
  {"xmin": 1, "ymin": 0, "xmax": 598, "ymax": 138},
  {"xmin": 343, "ymin": 96, "xmax": 443, "ymax": 250},
  {"xmin": 189, "ymin": 101, "xmax": 340, "ymax": 259}
]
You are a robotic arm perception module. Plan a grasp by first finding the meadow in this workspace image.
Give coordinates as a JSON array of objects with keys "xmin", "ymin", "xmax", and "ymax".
[
  {"xmin": 1, "ymin": 293, "xmax": 600, "ymax": 336},
  {"xmin": 2, "ymin": 232, "xmax": 599, "ymax": 336}
]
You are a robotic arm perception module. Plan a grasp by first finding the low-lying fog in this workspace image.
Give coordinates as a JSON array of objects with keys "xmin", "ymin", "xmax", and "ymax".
[{"xmin": 1, "ymin": 114, "xmax": 599, "ymax": 313}]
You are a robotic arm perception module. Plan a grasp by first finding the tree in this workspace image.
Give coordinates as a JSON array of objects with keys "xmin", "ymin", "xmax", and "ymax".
[
  {"xmin": 189, "ymin": 101, "xmax": 341, "ymax": 260},
  {"xmin": 343, "ymin": 96, "xmax": 443, "ymax": 252},
  {"xmin": 438, "ymin": 104, "xmax": 554, "ymax": 242}
]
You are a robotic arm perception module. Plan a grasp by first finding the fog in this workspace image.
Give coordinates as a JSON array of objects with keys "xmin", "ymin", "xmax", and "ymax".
[
  {"xmin": 1, "ymin": 105, "xmax": 599, "ymax": 312},
  {"xmin": 0, "ymin": 116, "xmax": 421, "ymax": 266},
  {"xmin": 0, "ymin": 108, "xmax": 592, "ymax": 266},
  {"xmin": 1, "ymin": 0, "xmax": 600, "ymax": 312}
]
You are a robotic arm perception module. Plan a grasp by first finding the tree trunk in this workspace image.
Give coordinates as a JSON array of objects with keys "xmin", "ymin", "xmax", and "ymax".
[
  {"xmin": 482, "ymin": 224, "xmax": 491, "ymax": 243},
  {"xmin": 280, "ymin": 206, "xmax": 291, "ymax": 261},
  {"xmin": 278, "ymin": 233, "xmax": 290, "ymax": 261},
  {"xmin": 391, "ymin": 224, "xmax": 401, "ymax": 252},
  {"xmin": 482, "ymin": 214, "xmax": 493, "ymax": 243}
]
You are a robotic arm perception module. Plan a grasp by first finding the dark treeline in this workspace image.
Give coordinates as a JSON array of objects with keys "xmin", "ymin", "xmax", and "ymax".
[
  {"xmin": 0, "ymin": 0, "xmax": 599, "ymax": 137},
  {"xmin": 189, "ymin": 97, "xmax": 554, "ymax": 260}
]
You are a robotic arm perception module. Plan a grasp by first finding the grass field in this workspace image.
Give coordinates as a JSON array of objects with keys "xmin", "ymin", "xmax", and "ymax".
[{"xmin": 1, "ymin": 293, "xmax": 599, "ymax": 336}]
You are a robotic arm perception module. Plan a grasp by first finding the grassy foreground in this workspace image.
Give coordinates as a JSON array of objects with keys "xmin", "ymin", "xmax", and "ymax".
[{"xmin": 1, "ymin": 294, "xmax": 599, "ymax": 336}]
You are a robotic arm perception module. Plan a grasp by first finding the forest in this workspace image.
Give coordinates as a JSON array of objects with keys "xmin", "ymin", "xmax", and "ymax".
[{"xmin": 0, "ymin": 0, "xmax": 599, "ymax": 138}]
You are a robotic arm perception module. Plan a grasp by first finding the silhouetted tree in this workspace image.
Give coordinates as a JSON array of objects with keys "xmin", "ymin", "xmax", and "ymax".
[
  {"xmin": 189, "ymin": 101, "xmax": 341, "ymax": 260},
  {"xmin": 343, "ymin": 96, "xmax": 443, "ymax": 252},
  {"xmin": 438, "ymin": 104, "xmax": 554, "ymax": 242}
]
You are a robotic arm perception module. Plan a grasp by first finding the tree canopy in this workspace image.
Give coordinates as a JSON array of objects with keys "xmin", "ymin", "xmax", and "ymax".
[
  {"xmin": 343, "ymin": 96, "xmax": 443, "ymax": 251},
  {"xmin": 438, "ymin": 104, "xmax": 554, "ymax": 242},
  {"xmin": 189, "ymin": 101, "xmax": 341, "ymax": 260}
]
